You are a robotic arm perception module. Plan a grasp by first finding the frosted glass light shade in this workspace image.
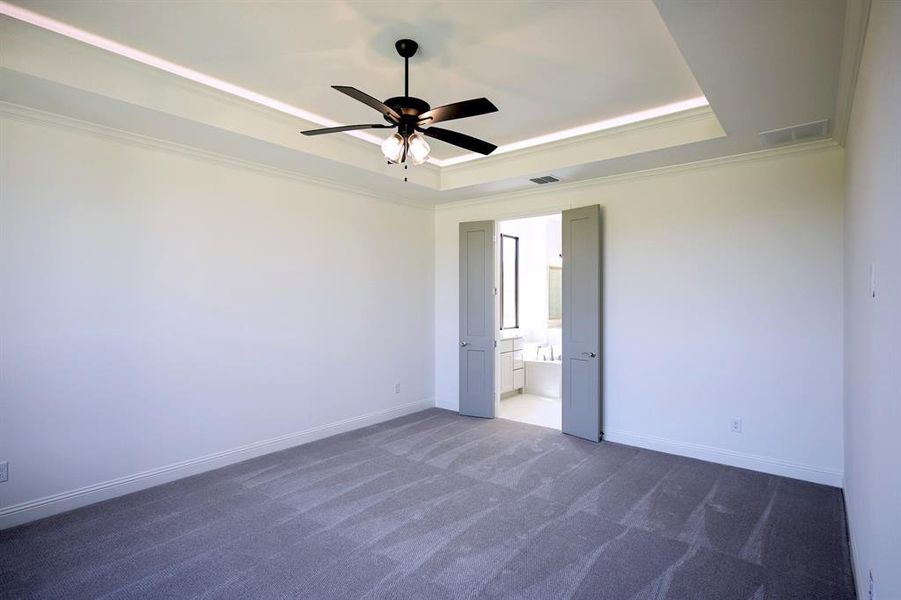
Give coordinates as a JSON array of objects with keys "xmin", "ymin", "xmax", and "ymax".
[
  {"xmin": 381, "ymin": 133, "xmax": 405, "ymax": 163},
  {"xmin": 407, "ymin": 133, "xmax": 431, "ymax": 165}
]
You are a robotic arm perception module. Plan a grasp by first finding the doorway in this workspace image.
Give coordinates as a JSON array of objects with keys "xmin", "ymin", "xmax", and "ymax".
[
  {"xmin": 458, "ymin": 206, "xmax": 603, "ymax": 442},
  {"xmin": 496, "ymin": 213, "xmax": 563, "ymax": 430}
]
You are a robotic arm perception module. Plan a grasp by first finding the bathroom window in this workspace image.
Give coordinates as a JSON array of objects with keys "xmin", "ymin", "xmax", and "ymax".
[{"xmin": 500, "ymin": 234, "xmax": 519, "ymax": 329}]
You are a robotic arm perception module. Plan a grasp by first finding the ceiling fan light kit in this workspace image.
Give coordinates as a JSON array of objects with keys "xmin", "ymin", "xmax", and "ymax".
[
  {"xmin": 406, "ymin": 133, "xmax": 431, "ymax": 165},
  {"xmin": 301, "ymin": 38, "xmax": 499, "ymax": 168},
  {"xmin": 381, "ymin": 133, "xmax": 405, "ymax": 163}
]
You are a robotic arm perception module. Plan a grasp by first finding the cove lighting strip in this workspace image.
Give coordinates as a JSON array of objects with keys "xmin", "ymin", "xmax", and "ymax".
[
  {"xmin": 0, "ymin": 1, "xmax": 383, "ymax": 147},
  {"xmin": 1, "ymin": 1, "xmax": 708, "ymax": 168},
  {"xmin": 433, "ymin": 96, "xmax": 710, "ymax": 167}
]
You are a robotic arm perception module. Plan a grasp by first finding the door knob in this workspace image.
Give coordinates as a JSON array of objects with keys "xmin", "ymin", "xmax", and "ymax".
[
  {"xmin": 460, "ymin": 341, "xmax": 470, "ymax": 347},
  {"xmin": 582, "ymin": 352, "xmax": 597, "ymax": 358}
]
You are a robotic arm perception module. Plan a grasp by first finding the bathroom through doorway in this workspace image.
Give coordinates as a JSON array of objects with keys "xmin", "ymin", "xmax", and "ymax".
[{"xmin": 496, "ymin": 213, "xmax": 563, "ymax": 430}]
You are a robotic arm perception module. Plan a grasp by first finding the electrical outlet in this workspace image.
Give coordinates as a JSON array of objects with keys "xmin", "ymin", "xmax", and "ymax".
[
  {"xmin": 869, "ymin": 570, "xmax": 874, "ymax": 600},
  {"xmin": 730, "ymin": 418, "xmax": 742, "ymax": 433},
  {"xmin": 394, "ymin": 383, "xmax": 401, "ymax": 394},
  {"xmin": 0, "ymin": 461, "xmax": 8, "ymax": 483}
]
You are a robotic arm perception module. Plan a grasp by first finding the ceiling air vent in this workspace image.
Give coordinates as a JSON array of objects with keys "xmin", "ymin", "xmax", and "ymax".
[
  {"xmin": 759, "ymin": 119, "xmax": 830, "ymax": 146},
  {"xmin": 529, "ymin": 175, "xmax": 560, "ymax": 185}
]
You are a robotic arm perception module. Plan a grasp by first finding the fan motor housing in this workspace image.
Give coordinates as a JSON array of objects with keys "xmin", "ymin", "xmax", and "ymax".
[
  {"xmin": 384, "ymin": 96, "xmax": 430, "ymax": 117},
  {"xmin": 384, "ymin": 96, "xmax": 431, "ymax": 135}
]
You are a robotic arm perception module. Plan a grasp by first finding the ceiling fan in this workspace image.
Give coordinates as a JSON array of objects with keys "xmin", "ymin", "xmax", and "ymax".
[{"xmin": 301, "ymin": 39, "xmax": 498, "ymax": 165}]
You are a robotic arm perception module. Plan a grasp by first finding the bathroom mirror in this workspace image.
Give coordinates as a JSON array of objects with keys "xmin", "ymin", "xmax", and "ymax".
[{"xmin": 548, "ymin": 266, "xmax": 562, "ymax": 321}]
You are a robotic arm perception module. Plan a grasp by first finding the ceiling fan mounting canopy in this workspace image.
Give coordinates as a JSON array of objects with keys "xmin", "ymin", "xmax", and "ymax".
[
  {"xmin": 301, "ymin": 38, "xmax": 499, "ymax": 161},
  {"xmin": 394, "ymin": 38, "xmax": 418, "ymax": 59}
]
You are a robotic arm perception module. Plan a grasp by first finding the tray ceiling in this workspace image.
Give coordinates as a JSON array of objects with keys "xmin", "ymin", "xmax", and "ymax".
[{"xmin": 10, "ymin": 0, "xmax": 705, "ymax": 160}]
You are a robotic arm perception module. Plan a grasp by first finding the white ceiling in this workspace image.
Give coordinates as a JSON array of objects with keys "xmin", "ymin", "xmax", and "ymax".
[
  {"xmin": 11, "ymin": 0, "xmax": 704, "ymax": 160},
  {"xmin": 1, "ymin": 0, "xmax": 852, "ymax": 205}
]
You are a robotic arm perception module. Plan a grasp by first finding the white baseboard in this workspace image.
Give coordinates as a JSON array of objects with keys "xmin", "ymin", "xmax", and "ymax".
[
  {"xmin": 603, "ymin": 428, "xmax": 843, "ymax": 487},
  {"xmin": 844, "ymin": 494, "xmax": 863, "ymax": 600},
  {"xmin": 0, "ymin": 399, "xmax": 434, "ymax": 530}
]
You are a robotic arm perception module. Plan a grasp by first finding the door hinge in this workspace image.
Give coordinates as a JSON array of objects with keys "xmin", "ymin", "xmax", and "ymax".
[
  {"xmin": 493, "ymin": 287, "xmax": 498, "ymax": 296},
  {"xmin": 494, "ymin": 340, "xmax": 497, "ymax": 348}
]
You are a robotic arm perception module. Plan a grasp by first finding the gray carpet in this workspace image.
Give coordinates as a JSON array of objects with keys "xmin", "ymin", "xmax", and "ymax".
[{"xmin": 1, "ymin": 409, "xmax": 855, "ymax": 599}]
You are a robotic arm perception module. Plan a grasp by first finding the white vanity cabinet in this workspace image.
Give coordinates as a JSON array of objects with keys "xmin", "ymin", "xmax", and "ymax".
[{"xmin": 497, "ymin": 336, "xmax": 524, "ymax": 395}]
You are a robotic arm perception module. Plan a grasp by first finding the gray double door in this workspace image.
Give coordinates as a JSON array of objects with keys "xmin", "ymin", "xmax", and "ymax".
[{"xmin": 458, "ymin": 206, "xmax": 603, "ymax": 442}]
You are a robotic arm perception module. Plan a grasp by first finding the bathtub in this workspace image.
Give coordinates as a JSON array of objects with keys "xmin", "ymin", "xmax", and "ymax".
[{"xmin": 523, "ymin": 358, "xmax": 561, "ymax": 399}]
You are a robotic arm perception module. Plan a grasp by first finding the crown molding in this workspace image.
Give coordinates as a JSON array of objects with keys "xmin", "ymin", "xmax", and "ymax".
[
  {"xmin": 832, "ymin": 0, "xmax": 872, "ymax": 145},
  {"xmin": 435, "ymin": 138, "xmax": 842, "ymax": 211},
  {"xmin": 1, "ymin": 101, "xmax": 843, "ymax": 215},
  {"xmin": 0, "ymin": 101, "xmax": 435, "ymax": 211}
]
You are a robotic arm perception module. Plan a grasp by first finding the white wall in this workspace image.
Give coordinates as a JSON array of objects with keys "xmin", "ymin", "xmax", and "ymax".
[
  {"xmin": 0, "ymin": 115, "xmax": 434, "ymax": 526},
  {"xmin": 842, "ymin": 2, "xmax": 901, "ymax": 598},
  {"xmin": 435, "ymin": 146, "xmax": 845, "ymax": 485}
]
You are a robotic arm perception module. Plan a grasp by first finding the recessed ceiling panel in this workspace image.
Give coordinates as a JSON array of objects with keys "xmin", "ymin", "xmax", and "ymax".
[{"xmin": 13, "ymin": 0, "xmax": 704, "ymax": 159}]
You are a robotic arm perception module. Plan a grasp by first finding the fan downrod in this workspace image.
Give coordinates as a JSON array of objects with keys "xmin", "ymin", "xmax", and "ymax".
[{"xmin": 387, "ymin": 38, "xmax": 427, "ymax": 126}]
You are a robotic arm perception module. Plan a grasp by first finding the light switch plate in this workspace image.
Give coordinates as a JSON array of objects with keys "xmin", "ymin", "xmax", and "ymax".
[
  {"xmin": 0, "ymin": 461, "xmax": 8, "ymax": 483},
  {"xmin": 870, "ymin": 263, "xmax": 877, "ymax": 298}
]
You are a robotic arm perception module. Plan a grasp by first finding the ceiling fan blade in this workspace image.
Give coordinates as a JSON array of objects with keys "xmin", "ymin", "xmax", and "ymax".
[
  {"xmin": 420, "ymin": 126, "xmax": 497, "ymax": 155},
  {"xmin": 301, "ymin": 123, "xmax": 394, "ymax": 136},
  {"xmin": 332, "ymin": 86, "xmax": 402, "ymax": 123},
  {"xmin": 418, "ymin": 98, "xmax": 498, "ymax": 125}
]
